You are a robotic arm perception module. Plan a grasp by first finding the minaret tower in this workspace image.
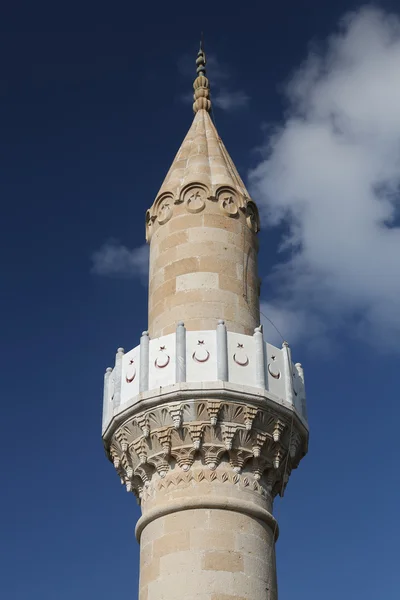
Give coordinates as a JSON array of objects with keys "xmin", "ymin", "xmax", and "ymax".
[{"xmin": 102, "ymin": 45, "xmax": 308, "ymax": 600}]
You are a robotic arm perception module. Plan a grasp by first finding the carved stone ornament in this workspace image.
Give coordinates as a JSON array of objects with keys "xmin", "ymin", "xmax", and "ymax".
[
  {"xmin": 268, "ymin": 355, "xmax": 281, "ymax": 379},
  {"xmin": 155, "ymin": 346, "xmax": 170, "ymax": 369},
  {"xmin": 246, "ymin": 201, "xmax": 260, "ymax": 233},
  {"xmin": 184, "ymin": 187, "xmax": 206, "ymax": 214},
  {"xmin": 106, "ymin": 398, "xmax": 307, "ymax": 504},
  {"xmin": 157, "ymin": 199, "xmax": 173, "ymax": 225},
  {"xmin": 220, "ymin": 193, "xmax": 238, "ymax": 217},
  {"xmin": 192, "ymin": 340, "xmax": 210, "ymax": 363},
  {"xmin": 125, "ymin": 359, "xmax": 136, "ymax": 383},
  {"xmin": 145, "ymin": 210, "xmax": 156, "ymax": 242},
  {"xmin": 233, "ymin": 343, "xmax": 249, "ymax": 366}
]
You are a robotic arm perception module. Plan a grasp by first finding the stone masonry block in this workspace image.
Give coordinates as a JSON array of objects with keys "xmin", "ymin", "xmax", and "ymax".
[
  {"xmin": 152, "ymin": 246, "xmax": 178, "ymax": 271},
  {"xmin": 164, "ymin": 289, "xmax": 206, "ymax": 310},
  {"xmin": 219, "ymin": 274, "xmax": 246, "ymax": 296},
  {"xmin": 164, "ymin": 257, "xmax": 199, "ymax": 280},
  {"xmin": 153, "ymin": 530, "xmax": 190, "ymax": 558},
  {"xmin": 176, "ymin": 271, "xmax": 219, "ymax": 292},
  {"xmin": 188, "ymin": 227, "xmax": 230, "ymax": 245},
  {"xmin": 190, "ymin": 529, "xmax": 235, "ymax": 552},
  {"xmin": 139, "ymin": 586, "xmax": 148, "ymax": 600},
  {"xmin": 159, "ymin": 230, "xmax": 188, "ymax": 253},
  {"xmin": 168, "ymin": 214, "xmax": 204, "ymax": 235},
  {"xmin": 198, "ymin": 257, "xmax": 240, "ymax": 280},
  {"xmin": 202, "ymin": 551, "xmax": 244, "ymax": 573},
  {"xmin": 163, "ymin": 509, "xmax": 211, "ymax": 533},
  {"xmin": 203, "ymin": 214, "xmax": 243, "ymax": 234},
  {"xmin": 149, "ymin": 266, "xmax": 165, "ymax": 293},
  {"xmin": 159, "ymin": 549, "xmax": 202, "ymax": 575},
  {"xmin": 211, "ymin": 596, "xmax": 248, "ymax": 600},
  {"xmin": 139, "ymin": 557, "xmax": 160, "ymax": 587},
  {"xmin": 140, "ymin": 541, "xmax": 153, "ymax": 568},
  {"xmin": 173, "ymin": 240, "xmax": 237, "ymax": 262},
  {"xmin": 199, "ymin": 288, "xmax": 239, "ymax": 306},
  {"xmin": 149, "ymin": 278, "xmax": 176, "ymax": 310}
]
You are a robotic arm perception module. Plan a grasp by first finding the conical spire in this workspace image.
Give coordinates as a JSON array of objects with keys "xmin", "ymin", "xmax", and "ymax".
[
  {"xmin": 193, "ymin": 39, "xmax": 211, "ymax": 113},
  {"xmin": 146, "ymin": 42, "xmax": 261, "ymax": 338},
  {"xmin": 146, "ymin": 43, "xmax": 260, "ymax": 241},
  {"xmin": 152, "ymin": 42, "xmax": 255, "ymax": 204},
  {"xmin": 156, "ymin": 107, "xmax": 251, "ymax": 200}
]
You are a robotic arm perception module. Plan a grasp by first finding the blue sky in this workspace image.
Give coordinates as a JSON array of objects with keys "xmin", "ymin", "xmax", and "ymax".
[{"xmin": 2, "ymin": 1, "xmax": 400, "ymax": 599}]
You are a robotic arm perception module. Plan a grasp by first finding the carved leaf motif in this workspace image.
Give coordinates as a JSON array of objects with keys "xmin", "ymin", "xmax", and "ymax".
[
  {"xmin": 220, "ymin": 403, "xmax": 244, "ymax": 423},
  {"xmin": 244, "ymin": 406, "xmax": 258, "ymax": 430},
  {"xmin": 221, "ymin": 424, "xmax": 237, "ymax": 450},
  {"xmin": 148, "ymin": 408, "xmax": 170, "ymax": 428},
  {"xmin": 108, "ymin": 398, "xmax": 306, "ymax": 502},
  {"xmin": 168, "ymin": 403, "xmax": 183, "ymax": 429},
  {"xmin": 207, "ymin": 401, "xmax": 221, "ymax": 426},
  {"xmin": 135, "ymin": 414, "xmax": 150, "ymax": 438},
  {"xmin": 234, "ymin": 430, "xmax": 253, "ymax": 453}
]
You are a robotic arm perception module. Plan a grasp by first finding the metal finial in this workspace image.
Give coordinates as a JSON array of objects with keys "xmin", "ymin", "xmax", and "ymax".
[{"xmin": 193, "ymin": 37, "xmax": 211, "ymax": 114}]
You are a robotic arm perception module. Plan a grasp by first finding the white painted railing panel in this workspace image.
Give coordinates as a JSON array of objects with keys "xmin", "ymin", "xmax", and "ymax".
[
  {"xmin": 227, "ymin": 332, "xmax": 257, "ymax": 387},
  {"xmin": 148, "ymin": 333, "xmax": 176, "ymax": 390},
  {"xmin": 120, "ymin": 345, "xmax": 141, "ymax": 406},
  {"xmin": 186, "ymin": 330, "xmax": 217, "ymax": 382},
  {"xmin": 102, "ymin": 323, "xmax": 308, "ymax": 434},
  {"xmin": 265, "ymin": 342, "xmax": 286, "ymax": 400}
]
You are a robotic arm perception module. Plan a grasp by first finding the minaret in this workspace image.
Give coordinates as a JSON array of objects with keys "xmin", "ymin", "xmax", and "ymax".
[{"xmin": 102, "ymin": 44, "xmax": 308, "ymax": 600}]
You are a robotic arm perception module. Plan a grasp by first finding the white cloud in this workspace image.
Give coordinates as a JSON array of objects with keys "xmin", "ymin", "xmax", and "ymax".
[
  {"xmin": 91, "ymin": 241, "xmax": 149, "ymax": 282},
  {"xmin": 249, "ymin": 6, "xmax": 400, "ymax": 350},
  {"xmin": 213, "ymin": 89, "xmax": 250, "ymax": 111},
  {"xmin": 203, "ymin": 55, "xmax": 231, "ymax": 84}
]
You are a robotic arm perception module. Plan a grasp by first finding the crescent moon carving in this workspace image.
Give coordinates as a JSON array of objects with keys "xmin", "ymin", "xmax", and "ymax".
[
  {"xmin": 192, "ymin": 349, "xmax": 210, "ymax": 363},
  {"xmin": 268, "ymin": 363, "xmax": 281, "ymax": 379},
  {"xmin": 233, "ymin": 353, "xmax": 249, "ymax": 367},
  {"xmin": 155, "ymin": 354, "xmax": 170, "ymax": 369},
  {"xmin": 125, "ymin": 359, "xmax": 136, "ymax": 383},
  {"xmin": 125, "ymin": 369, "xmax": 136, "ymax": 383}
]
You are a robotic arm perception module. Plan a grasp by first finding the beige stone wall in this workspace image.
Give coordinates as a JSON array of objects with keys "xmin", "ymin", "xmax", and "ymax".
[
  {"xmin": 148, "ymin": 199, "xmax": 260, "ymax": 339},
  {"xmin": 137, "ymin": 467, "xmax": 277, "ymax": 600},
  {"xmin": 139, "ymin": 506, "xmax": 277, "ymax": 600}
]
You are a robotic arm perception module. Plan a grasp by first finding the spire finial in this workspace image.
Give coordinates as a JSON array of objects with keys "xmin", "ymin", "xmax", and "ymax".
[{"xmin": 193, "ymin": 36, "xmax": 211, "ymax": 114}]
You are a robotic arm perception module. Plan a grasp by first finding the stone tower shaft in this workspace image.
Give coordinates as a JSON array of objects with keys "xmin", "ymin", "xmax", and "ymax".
[
  {"xmin": 146, "ymin": 98, "xmax": 260, "ymax": 339},
  {"xmin": 102, "ymin": 44, "xmax": 308, "ymax": 600}
]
